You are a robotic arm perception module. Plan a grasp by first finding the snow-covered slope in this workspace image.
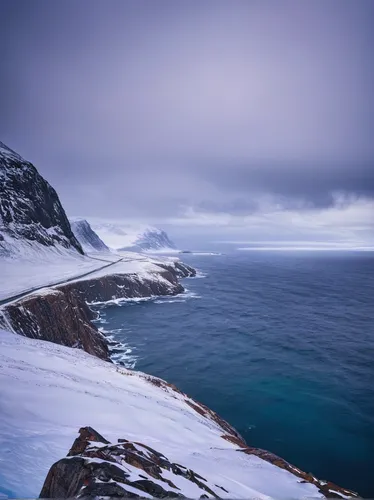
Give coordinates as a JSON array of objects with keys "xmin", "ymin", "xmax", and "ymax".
[
  {"xmin": 0, "ymin": 141, "xmax": 83, "ymax": 258},
  {"xmin": 0, "ymin": 330, "xmax": 354, "ymax": 499},
  {"xmin": 70, "ymin": 218, "xmax": 109, "ymax": 253},
  {"xmin": 0, "ymin": 246, "xmax": 115, "ymax": 302},
  {"xmin": 90, "ymin": 221, "xmax": 177, "ymax": 252}
]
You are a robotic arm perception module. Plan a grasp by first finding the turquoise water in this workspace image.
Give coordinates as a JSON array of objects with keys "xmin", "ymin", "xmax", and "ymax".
[{"xmin": 93, "ymin": 251, "xmax": 374, "ymax": 496}]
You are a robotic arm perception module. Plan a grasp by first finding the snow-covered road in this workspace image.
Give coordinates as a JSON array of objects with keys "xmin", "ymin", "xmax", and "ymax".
[{"xmin": 0, "ymin": 256, "xmax": 125, "ymax": 306}]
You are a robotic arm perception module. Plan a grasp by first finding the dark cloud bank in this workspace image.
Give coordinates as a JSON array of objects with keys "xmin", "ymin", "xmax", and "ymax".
[{"xmin": 1, "ymin": 0, "xmax": 373, "ymax": 242}]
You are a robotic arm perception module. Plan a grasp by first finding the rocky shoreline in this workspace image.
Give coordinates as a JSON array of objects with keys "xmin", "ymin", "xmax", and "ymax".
[
  {"xmin": 0, "ymin": 259, "xmax": 361, "ymax": 499},
  {"xmin": 0, "ymin": 258, "xmax": 361, "ymax": 499},
  {"xmin": 0, "ymin": 260, "xmax": 196, "ymax": 361}
]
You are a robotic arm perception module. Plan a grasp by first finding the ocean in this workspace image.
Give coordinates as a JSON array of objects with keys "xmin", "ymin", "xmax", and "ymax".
[{"xmin": 92, "ymin": 251, "xmax": 374, "ymax": 496}]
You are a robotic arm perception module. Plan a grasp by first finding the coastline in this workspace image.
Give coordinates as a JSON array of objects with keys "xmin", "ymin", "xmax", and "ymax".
[{"xmin": 0, "ymin": 258, "xmax": 360, "ymax": 498}]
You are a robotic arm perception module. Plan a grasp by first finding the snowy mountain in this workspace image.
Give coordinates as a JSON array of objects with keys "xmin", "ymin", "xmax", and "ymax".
[
  {"xmin": 90, "ymin": 221, "xmax": 177, "ymax": 252},
  {"xmin": 134, "ymin": 226, "xmax": 177, "ymax": 252},
  {"xmin": 0, "ymin": 141, "xmax": 83, "ymax": 258},
  {"xmin": 0, "ymin": 330, "xmax": 357, "ymax": 499},
  {"xmin": 70, "ymin": 218, "xmax": 109, "ymax": 253}
]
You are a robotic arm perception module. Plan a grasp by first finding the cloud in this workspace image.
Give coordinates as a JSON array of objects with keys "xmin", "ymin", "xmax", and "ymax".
[
  {"xmin": 0, "ymin": 0, "xmax": 373, "ymax": 240},
  {"xmin": 162, "ymin": 194, "xmax": 374, "ymax": 245}
]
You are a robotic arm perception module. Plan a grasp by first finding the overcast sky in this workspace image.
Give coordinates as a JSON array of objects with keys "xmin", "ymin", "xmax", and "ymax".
[{"xmin": 1, "ymin": 0, "xmax": 373, "ymax": 244}]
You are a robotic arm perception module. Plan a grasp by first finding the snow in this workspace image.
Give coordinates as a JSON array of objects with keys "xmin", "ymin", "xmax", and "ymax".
[
  {"xmin": 0, "ymin": 246, "xmax": 110, "ymax": 302},
  {"xmin": 329, "ymin": 491, "xmax": 352, "ymax": 499},
  {"xmin": 0, "ymin": 141, "xmax": 25, "ymax": 163},
  {"xmin": 0, "ymin": 329, "xmax": 323, "ymax": 499},
  {"xmin": 69, "ymin": 218, "xmax": 109, "ymax": 253},
  {"xmin": 73, "ymin": 251, "xmax": 167, "ymax": 281},
  {"xmin": 89, "ymin": 221, "xmax": 161, "ymax": 249},
  {"xmin": 87, "ymin": 219, "xmax": 177, "ymax": 252},
  {"xmin": 0, "ymin": 241, "xmax": 183, "ymax": 302}
]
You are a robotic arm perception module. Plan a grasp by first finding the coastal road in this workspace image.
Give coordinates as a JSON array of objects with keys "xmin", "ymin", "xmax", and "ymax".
[{"xmin": 0, "ymin": 256, "xmax": 126, "ymax": 307}]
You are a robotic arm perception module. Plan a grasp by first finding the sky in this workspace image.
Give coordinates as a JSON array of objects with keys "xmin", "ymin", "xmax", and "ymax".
[{"xmin": 1, "ymin": 0, "xmax": 373, "ymax": 245}]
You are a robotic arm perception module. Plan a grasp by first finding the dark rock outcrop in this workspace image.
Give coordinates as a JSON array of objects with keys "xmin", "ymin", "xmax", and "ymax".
[
  {"xmin": 40, "ymin": 427, "xmax": 222, "ymax": 499},
  {"xmin": 0, "ymin": 265, "xmax": 189, "ymax": 360},
  {"xmin": 0, "ymin": 140, "xmax": 196, "ymax": 360},
  {"xmin": 40, "ymin": 425, "xmax": 359, "ymax": 500},
  {"xmin": 0, "ymin": 287, "xmax": 110, "ymax": 360},
  {"xmin": 0, "ymin": 141, "xmax": 83, "ymax": 255}
]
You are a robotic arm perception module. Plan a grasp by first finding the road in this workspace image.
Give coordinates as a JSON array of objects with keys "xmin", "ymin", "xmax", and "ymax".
[{"xmin": 0, "ymin": 256, "xmax": 124, "ymax": 307}]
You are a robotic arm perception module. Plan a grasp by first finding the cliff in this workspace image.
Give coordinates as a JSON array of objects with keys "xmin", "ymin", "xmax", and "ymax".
[
  {"xmin": 0, "ymin": 140, "xmax": 195, "ymax": 359},
  {"xmin": 0, "ymin": 141, "xmax": 83, "ymax": 257},
  {"xmin": 1, "ymin": 287, "xmax": 110, "ymax": 360},
  {"xmin": 0, "ymin": 259, "xmax": 195, "ymax": 360}
]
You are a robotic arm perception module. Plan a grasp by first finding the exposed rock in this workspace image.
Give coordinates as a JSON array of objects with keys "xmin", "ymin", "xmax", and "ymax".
[
  {"xmin": 0, "ymin": 141, "xmax": 83, "ymax": 255},
  {"xmin": 220, "ymin": 434, "xmax": 359, "ymax": 498},
  {"xmin": 68, "ymin": 426, "xmax": 110, "ymax": 455},
  {"xmin": 63, "ymin": 269, "xmax": 184, "ymax": 304},
  {"xmin": 40, "ymin": 424, "xmax": 359, "ymax": 500},
  {"xmin": 40, "ymin": 427, "xmax": 223, "ymax": 499},
  {"xmin": 0, "ymin": 287, "xmax": 110, "ymax": 360},
  {"xmin": 0, "ymin": 266, "xmax": 188, "ymax": 359}
]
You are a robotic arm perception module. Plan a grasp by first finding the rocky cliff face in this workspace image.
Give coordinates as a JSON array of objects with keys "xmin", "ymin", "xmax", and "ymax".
[
  {"xmin": 0, "ymin": 263, "xmax": 191, "ymax": 360},
  {"xmin": 70, "ymin": 218, "xmax": 109, "ymax": 253},
  {"xmin": 1, "ymin": 287, "xmax": 110, "ymax": 360},
  {"xmin": 40, "ymin": 421, "xmax": 359, "ymax": 500},
  {"xmin": 0, "ymin": 140, "xmax": 196, "ymax": 359},
  {"xmin": 63, "ymin": 269, "xmax": 183, "ymax": 304},
  {"xmin": 40, "ymin": 426, "xmax": 228, "ymax": 499},
  {"xmin": 0, "ymin": 141, "xmax": 83, "ymax": 256}
]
